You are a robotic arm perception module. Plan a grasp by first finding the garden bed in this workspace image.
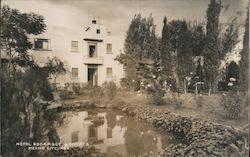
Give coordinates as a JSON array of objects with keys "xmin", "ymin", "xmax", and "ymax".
[{"xmin": 114, "ymin": 101, "xmax": 248, "ymax": 157}]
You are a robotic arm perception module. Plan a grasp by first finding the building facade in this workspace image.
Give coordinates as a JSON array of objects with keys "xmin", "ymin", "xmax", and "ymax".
[{"xmin": 30, "ymin": 20, "xmax": 124, "ymax": 88}]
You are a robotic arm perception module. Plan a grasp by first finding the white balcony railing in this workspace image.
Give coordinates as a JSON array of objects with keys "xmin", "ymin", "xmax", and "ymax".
[{"xmin": 83, "ymin": 56, "xmax": 103, "ymax": 65}]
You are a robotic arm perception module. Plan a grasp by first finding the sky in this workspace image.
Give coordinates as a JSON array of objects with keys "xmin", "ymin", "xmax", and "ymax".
[{"xmin": 2, "ymin": 0, "xmax": 249, "ymax": 56}]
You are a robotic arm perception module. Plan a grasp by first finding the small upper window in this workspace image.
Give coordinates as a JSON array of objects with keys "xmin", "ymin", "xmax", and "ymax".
[
  {"xmin": 96, "ymin": 29, "xmax": 100, "ymax": 34},
  {"xmin": 71, "ymin": 41, "xmax": 78, "ymax": 52},
  {"xmin": 106, "ymin": 43, "xmax": 112, "ymax": 54},
  {"xmin": 34, "ymin": 38, "xmax": 51, "ymax": 50},
  {"xmin": 71, "ymin": 68, "xmax": 79, "ymax": 78}
]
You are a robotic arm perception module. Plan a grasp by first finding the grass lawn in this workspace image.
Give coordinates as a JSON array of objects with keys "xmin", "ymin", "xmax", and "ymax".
[{"xmin": 63, "ymin": 90, "xmax": 248, "ymax": 128}]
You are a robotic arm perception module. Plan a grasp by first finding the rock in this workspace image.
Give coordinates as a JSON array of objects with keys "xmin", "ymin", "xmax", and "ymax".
[
  {"xmin": 122, "ymin": 107, "xmax": 126, "ymax": 112},
  {"xmin": 98, "ymin": 105, "xmax": 106, "ymax": 108},
  {"xmin": 106, "ymin": 103, "xmax": 113, "ymax": 108}
]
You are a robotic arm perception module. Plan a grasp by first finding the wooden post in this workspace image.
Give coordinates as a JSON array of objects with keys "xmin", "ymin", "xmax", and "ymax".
[
  {"xmin": 184, "ymin": 79, "xmax": 187, "ymax": 95},
  {"xmin": 195, "ymin": 82, "xmax": 199, "ymax": 100},
  {"xmin": 208, "ymin": 83, "xmax": 211, "ymax": 96}
]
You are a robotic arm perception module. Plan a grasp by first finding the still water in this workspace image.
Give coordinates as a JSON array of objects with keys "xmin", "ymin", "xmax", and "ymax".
[{"xmin": 56, "ymin": 109, "xmax": 176, "ymax": 157}]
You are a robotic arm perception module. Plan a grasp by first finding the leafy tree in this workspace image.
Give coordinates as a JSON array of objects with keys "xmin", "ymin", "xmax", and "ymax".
[
  {"xmin": 239, "ymin": 6, "xmax": 249, "ymax": 92},
  {"xmin": 1, "ymin": 5, "xmax": 65, "ymax": 157},
  {"xmin": 218, "ymin": 17, "xmax": 240, "ymax": 59},
  {"xmin": 115, "ymin": 53, "xmax": 138, "ymax": 89},
  {"xmin": 45, "ymin": 57, "xmax": 67, "ymax": 85},
  {"xmin": 168, "ymin": 20, "xmax": 194, "ymax": 88},
  {"xmin": 190, "ymin": 24, "xmax": 206, "ymax": 56},
  {"xmin": 116, "ymin": 14, "xmax": 159, "ymax": 89},
  {"xmin": 204, "ymin": 0, "xmax": 242, "ymax": 94},
  {"xmin": 161, "ymin": 16, "xmax": 172, "ymax": 75},
  {"xmin": 1, "ymin": 4, "xmax": 46, "ymax": 129},
  {"xmin": 204, "ymin": 0, "xmax": 222, "ymax": 93},
  {"xmin": 137, "ymin": 59, "xmax": 167, "ymax": 105},
  {"xmin": 1, "ymin": 5, "xmax": 46, "ymax": 69}
]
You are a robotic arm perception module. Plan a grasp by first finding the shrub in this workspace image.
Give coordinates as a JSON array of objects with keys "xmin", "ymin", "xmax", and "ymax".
[
  {"xmin": 72, "ymin": 85, "xmax": 81, "ymax": 95},
  {"xmin": 139, "ymin": 79, "xmax": 166, "ymax": 106},
  {"xmin": 148, "ymin": 94, "xmax": 165, "ymax": 106},
  {"xmin": 59, "ymin": 90, "xmax": 76, "ymax": 100},
  {"xmin": 103, "ymin": 81, "xmax": 117, "ymax": 101},
  {"xmin": 170, "ymin": 91, "xmax": 183, "ymax": 109},
  {"xmin": 221, "ymin": 91, "xmax": 243, "ymax": 119},
  {"xmin": 89, "ymin": 86, "xmax": 104, "ymax": 98},
  {"xmin": 120, "ymin": 78, "xmax": 130, "ymax": 88}
]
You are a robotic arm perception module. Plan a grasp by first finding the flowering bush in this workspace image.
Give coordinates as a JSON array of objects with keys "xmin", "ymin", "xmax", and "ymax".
[{"xmin": 136, "ymin": 59, "xmax": 171, "ymax": 105}]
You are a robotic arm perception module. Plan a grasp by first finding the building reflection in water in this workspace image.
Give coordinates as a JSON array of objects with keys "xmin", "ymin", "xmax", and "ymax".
[{"xmin": 56, "ymin": 110, "xmax": 171, "ymax": 157}]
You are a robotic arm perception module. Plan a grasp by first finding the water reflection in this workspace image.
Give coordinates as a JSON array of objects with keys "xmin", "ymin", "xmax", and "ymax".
[{"xmin": 56, "ymin": 109, "xmax": 175, "ymax": 157}]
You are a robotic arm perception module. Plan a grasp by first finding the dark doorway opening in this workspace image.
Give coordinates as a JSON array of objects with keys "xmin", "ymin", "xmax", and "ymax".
[{"xmin": 88, "ymin": 65, "xmax": 98, "ymax": 86}]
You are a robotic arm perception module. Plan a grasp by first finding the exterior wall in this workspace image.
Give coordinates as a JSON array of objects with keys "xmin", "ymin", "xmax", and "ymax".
[
  {"xmin": 30, "ymin": 20, "xmax": 124, "ymax": 87},
  {"xmin": 82, "ymin": 21, "xmax": 124, "ymax": 86},
  {"xmin": 97, "ymin": 36, "xmax": 124, "ymax": 86}
]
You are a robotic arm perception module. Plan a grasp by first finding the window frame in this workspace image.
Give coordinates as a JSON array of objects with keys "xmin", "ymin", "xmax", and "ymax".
[
  {"xmin": 107, "ymin": 128, "xmax": 112, "ymax": 138},
  {"xmin": 71, "ymin": 40, "xmax": 79, "ymax": 52},
  {"xmin": 71, "ymin": 68, "xmax": 79, "ymax": 78},
  {"xmin": 88, "ymin": 125, "xmax": 98, "ymax": 141},
  {"xmin": 88, "ymin": 42, "xmax": 97, "ymax": 57},
  {"xmin": 106, "ymin": 67, "xmax": 113, "ymax": 78},
  {"xmin": 71, "ymin": 131, "xmax": 79, "ymax": 143},
  {"xmin": 106, "ymin": 43, "xmax": 112, "ymax": 54},
  {"xmin": 34, "ymin": 38, "xmax": 51, "ymax": 51}
]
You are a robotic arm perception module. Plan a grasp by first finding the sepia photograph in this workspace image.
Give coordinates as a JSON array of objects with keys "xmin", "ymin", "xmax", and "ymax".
[{"xmin": 0, "ymin": 0, "xmax": 249, "ymax": 156}]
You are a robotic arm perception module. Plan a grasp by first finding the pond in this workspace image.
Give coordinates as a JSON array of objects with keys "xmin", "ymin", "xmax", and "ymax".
[{"xmin": 56, "ymin": 109, "xmax": 177, "ymax": 157}]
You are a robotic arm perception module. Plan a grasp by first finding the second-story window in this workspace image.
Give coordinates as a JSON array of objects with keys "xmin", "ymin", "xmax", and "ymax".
[
  {"xmin": 34, "ymin": 38, "xmax": 51, "ymax": 50},
  {"xmin": 71, "ymin": 68, "xmax": 79, "ymax": 78},
  {"xmin": 88, "ymin": 43, "xmax": 97, "ymax": 57},
  {"xmin": 106, "ymin": 43, "xmax": 112, "ymax": 54},
  {"xmin": 71, "ymin": 41, "xmax": 78, "ymax": 52}
]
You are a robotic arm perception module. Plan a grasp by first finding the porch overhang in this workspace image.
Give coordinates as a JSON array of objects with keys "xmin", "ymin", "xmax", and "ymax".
[
  {"xmin": 83, "ymin": 56, "xmax": 103, "ymax": 65},
  {"xmin": 83, "ymin": 38, "xmax": 103, "ymax": 42}
]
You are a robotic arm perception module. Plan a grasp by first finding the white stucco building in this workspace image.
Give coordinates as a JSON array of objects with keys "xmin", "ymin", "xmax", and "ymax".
[{"xmin": 30, "ymin": 19, "xmax": 124, "ymax": 87}]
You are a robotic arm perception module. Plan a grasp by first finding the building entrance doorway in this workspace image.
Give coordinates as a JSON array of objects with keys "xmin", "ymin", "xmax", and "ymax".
[{"xmin": 88, "ymin": 65, "xmax": 98, "ymax": 86}]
